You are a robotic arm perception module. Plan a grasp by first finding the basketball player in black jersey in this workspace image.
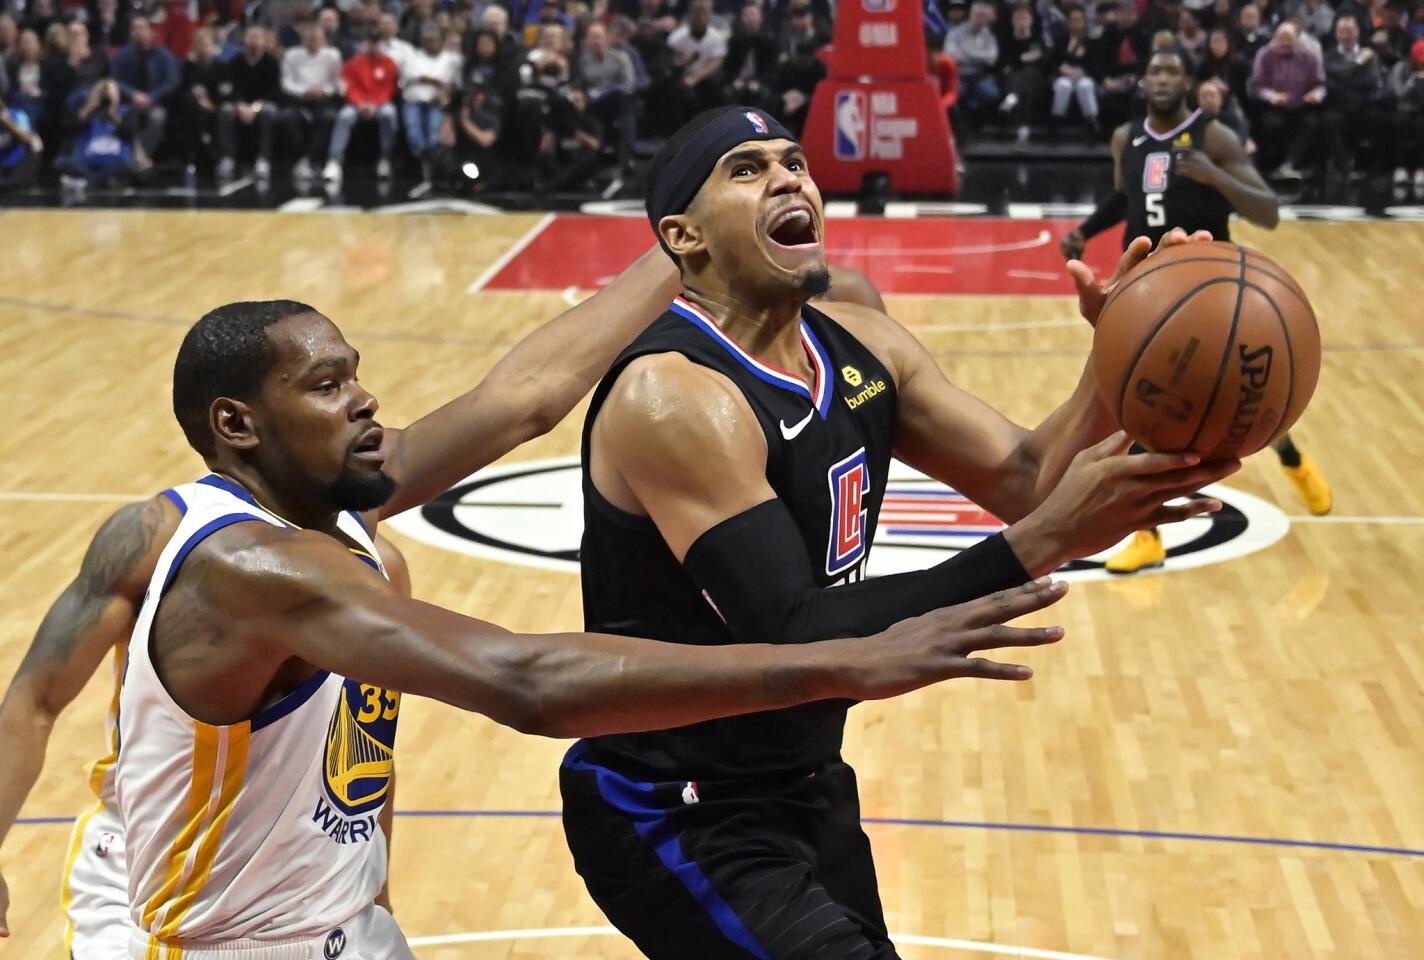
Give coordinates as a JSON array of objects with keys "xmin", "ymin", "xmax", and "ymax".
[
  {"xmin": 1060, "ymin": 48, "xmax": 1332, "ymax": 573},
  {"xmin": 560, "ymin": 106, "xmax": 1242, "ymax": 960}
]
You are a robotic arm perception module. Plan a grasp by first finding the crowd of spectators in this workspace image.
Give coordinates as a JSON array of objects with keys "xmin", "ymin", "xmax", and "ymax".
[
  {"xmin": 935, "ymin": 0, "xmax": 1424, "ymax": 191},
  {"xmin": 0, "ymin": 0, "xmax": 1421, "ymax": 195},
  {"xmin": 0, "ymin": 0, "xmax": 836, "ymax": 193}
]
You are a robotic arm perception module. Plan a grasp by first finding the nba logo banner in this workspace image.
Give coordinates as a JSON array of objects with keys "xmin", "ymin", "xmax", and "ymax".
[
  {"xmin": 834, "ymin": 91, "xmax": 867, "ymax": 161},
  {"xmin": 826, "ymin": 448, "xmax": 869, "ymax": 576}
]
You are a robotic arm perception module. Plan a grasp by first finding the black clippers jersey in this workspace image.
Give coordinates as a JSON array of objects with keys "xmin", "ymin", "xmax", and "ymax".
[
  {"xmin": 579, "ymin": 296, "xmax": 898, "ymax": 781},
  {"xmin": 1120, "ymin": 109, "xmax": 1232, "ymax": 249}
]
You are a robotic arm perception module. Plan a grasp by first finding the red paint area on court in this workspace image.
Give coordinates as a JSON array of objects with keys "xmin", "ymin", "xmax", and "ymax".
[{"xmin": 482, "ymin": 216, "xmax": 1124, "ymax": 296}]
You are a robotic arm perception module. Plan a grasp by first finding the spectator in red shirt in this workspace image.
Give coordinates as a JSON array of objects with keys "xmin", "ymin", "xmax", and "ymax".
[{"xmin": 325, "ymin": 32, "xmax": 398, "ymax": 182}]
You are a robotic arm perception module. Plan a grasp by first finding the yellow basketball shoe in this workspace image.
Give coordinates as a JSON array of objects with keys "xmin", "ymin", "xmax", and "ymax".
[
  {"xmin": 1282, "ymin": 455, "xmax": 1332, "ymax": 515},
  {"xmin": 1105, "ymin": 529, "xmax": 1166, "ymax": 574}
]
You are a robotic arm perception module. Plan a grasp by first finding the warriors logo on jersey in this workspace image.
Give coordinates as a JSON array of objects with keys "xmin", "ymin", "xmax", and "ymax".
[{"xmin": 323, "ymin": 682, "xmax": 400, "ymax": 816}]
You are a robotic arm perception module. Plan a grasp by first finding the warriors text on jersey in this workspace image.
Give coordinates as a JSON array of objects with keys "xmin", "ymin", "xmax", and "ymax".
[
  {"xmin": 577, "ymin": 297, "xmax": 898, "ymax": 781},
  {"xmin": 1120, "ymin": 109, "xmax": 1232, "ymax": 248},
  {"xmin": 114, "ymin": 475, "xmax": 398, "ymax": 954}
]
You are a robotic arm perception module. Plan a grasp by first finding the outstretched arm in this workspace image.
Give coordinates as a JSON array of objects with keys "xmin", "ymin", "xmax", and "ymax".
[
  {"xmin": 204, "ymin": 524, "xmax": 1067, "ymax": 741},
  {"xmin": 373, "ymin": 246, "xmax": 680, "ymax": 520},
  {"xmin": 0, "ymin": 495, "xmax": 178, "ymax": 938}
]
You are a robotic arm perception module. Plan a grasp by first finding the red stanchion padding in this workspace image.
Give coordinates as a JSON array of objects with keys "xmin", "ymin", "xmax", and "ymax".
[
  {"xmin": 804, "ymin": 77, "xmax": 958, "ymax": 194},
  {"xmin": 825, "ymin": 0, "xmax": 930, "ymax": 80}
]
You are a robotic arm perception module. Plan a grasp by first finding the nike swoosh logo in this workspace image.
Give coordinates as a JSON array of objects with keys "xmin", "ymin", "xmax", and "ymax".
[
  {"xmin": 1133, "ymin": 135, "xmax": 1149, "ymax": 146},
  {"xmin": 779, "ymin": 408, "xmax": 815, "ymax": 441}
]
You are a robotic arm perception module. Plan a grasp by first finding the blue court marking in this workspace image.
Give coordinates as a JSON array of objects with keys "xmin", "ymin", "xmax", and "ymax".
[{"xmin": 16, "ymin": 809, "xmax": 1423, "ymax": 858}]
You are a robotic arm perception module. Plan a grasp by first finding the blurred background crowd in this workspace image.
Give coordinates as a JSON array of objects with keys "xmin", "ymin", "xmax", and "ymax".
[{"xmin": 0, "ymin": 0, "xmax": 1421, "ymax": 198}]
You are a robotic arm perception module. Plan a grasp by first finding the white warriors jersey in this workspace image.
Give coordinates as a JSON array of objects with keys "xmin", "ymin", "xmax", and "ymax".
[{"xmin": 114, "ymin": 475, "xmax": 398, "ymax": 954}]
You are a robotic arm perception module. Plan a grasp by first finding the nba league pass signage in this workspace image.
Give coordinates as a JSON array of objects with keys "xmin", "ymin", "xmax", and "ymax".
[{"xmin": 385, "ymin": 458, "xmax": 1290, "ymax": 582}]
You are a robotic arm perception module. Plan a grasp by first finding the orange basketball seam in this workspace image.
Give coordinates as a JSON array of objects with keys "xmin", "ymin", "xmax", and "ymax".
[
  {"xmin": 1101, "ymin": 249, "xmax": 1241, "ymax": 317},
  {"xmin": 1182, "ymin": 248, "xmax": 1249, "ymax": 453},
  {"xmin": 1113, "ymin": 276, "xmax": 1245, "ymax": 437}
]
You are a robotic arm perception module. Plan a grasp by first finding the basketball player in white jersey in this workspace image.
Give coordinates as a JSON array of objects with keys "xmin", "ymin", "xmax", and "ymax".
[{"xmin": 0, "ymin": 267, "xmax": 1069, "ymax": 958}]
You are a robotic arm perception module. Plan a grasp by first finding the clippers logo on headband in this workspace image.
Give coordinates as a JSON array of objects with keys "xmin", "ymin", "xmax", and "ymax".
[{"xmin": 744, "ymin": 111, "xmax": 770, "ymax": 134}]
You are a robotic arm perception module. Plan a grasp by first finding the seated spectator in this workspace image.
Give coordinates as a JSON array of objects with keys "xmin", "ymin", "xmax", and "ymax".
[
  {"xmin": 217, "ymin": 25, "xmax": 281, "ymax": 181},
  {"xmin": 464, "ymin": 27, "xmax": 517, "ymax": 105},
  {"xmin": 1051, "ymin": 5, "xmax": 1100, "ymax": 130},
  {"xmin": 1387, "ymin": 38, "xmax": 1424, "ymax": 192},
  {"xmin": 525, "ymin": 22, "xmax": 572, "ymax": 87},
  {"xmin": 1252, "ymin": 20, "xmax": 1326, "ymax": 177},
  {"xmin": 436, "ymin": 82, "xmax": 504, "ymax": 191},
  {"xmin": 608, "ymin": 15, "xmax": 651, "ymax": 91},
  {"xmin": 1198, "ymin": 28, "xmax": 1250, "ymax": 98},
  {"xmin": 280, "ymin": 23, "xmax": 343, "ymax": 179},
  {"xmin": 723, "ymin": 0, "xmax": 776, "ymax": 114},
  {"xmin": 1322, "ymin": 13, "xmax": 1388, "ymax": 180},
  {"xmin": 0, "ymin": 16, "xmax": 17, "ymax": 64},
  {"xmin": 401, "ymin": 0, "xmax": 440, "ymax": 46},
  {"xmin": 661, "ymin": 0, "xmax": 728, "ymax": 130},
  {"xmin": 1196, "ymin": 76, "xmax": 1255, "ymax": 151},
  {"xmin": 1367, "ymin": 0, "xmax": 1411, "ymax": 68},
  {"xmin": 1140, "ymin": 0, "xmax": 1185, "ymax": 39},
  {"xmin": 479, "ymin": 5, "xmax": 522, "ymax": 67},
  {"xmin": 64, "ymin": 20, "xmax": 108, "ymax": 106},
  {"xmin": 1097, "ymin": 0, "xmax": 1147, "ymax": 127},
  {"xmin": 1236, "ymin": 3, "xmax": 1274, "ymax": 62},
  {"xmin": 108, "ymin": 17, "xmax": 175, "ymax": 163},
  {"xmin": 0, "ymin": 94, "xmax": 42, "ymax": 188},
  {"xmin": 318, "ymin": 7, "xmax": 358, "ymax": 60},
  {"xmin": 4, "ymin": 29, "xmax": 60, "ymax": 132},
  {"xmin": 376, "ymin": 13, "xmax": 414, "ymax": 72},
  {"xmin": 772, "ymin": 0, "xmax": 826, "ymax": 134},
  {"xmin": 1204, "ymin": 0, "xmax": 1234, "ymax": 30},
  {"xmin": 998, "ymin": 1, "xmax": 1048, "ymax": 136},
  {"xmin": 326, "ymin": 33, "xmax": 398, "ymax": 182},
  {"xmin": 1287, "ymin": 13, "xmax": 1325, "ymax": 60},
  {"xmin": 632, "ymin": 0, "xmax": 678, "ymax": 75},
  {"xmin": 88, "ymin": 0, "xmax": 128, "ymax": 55},
  {"xmin": 579, "ymin": 22, "xmax": 635, "ymax": 161},
  {"xmin": 57, "ymin": 77, "xmax": 142, "ymax": 186},
  {"xmin": 1286, "ymin": 0, "xmax": 1337, "ymax": 41},
  {"xmin": 401, "ymin": 23, "xmax": 463, "ymax": 184},
  {"xmin": 1178, "ymin": 8, "xmax": 1209, "ymax": 59},
  {"xmin": 177, "ymin": 27, "xmax": 221, "ymax": 173},
  {"xmin": 943, "ymin": 1, "xmax": 1001, "ymax": 126}
]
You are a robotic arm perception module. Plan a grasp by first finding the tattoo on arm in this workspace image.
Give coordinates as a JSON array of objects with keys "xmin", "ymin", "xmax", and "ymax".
[{"xmin": 14, "ymin": 497, "xmax": 166, "ymax": 681}]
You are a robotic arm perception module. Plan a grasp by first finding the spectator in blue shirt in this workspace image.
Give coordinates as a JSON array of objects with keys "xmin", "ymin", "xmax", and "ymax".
[{"xmin": 109, "ymin": 16, "xmax": 174, "ymax": 162}]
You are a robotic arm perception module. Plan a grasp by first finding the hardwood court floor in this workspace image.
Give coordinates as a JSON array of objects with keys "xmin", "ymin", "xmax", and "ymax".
[{"xmin": 1, "ymin": 209, "xmax": 1422, "ymax": 959}]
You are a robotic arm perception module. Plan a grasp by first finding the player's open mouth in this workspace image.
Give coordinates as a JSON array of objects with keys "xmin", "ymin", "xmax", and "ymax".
[
  {"xmin": 765, "ymin": 205, "xmax": 820, "ymax": 249},
  {"xmin": 352, "ymin": 426, "xmax": 385, "ymax": 463}
]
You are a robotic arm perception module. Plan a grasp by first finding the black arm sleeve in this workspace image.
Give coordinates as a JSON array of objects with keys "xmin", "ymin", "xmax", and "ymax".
[
  {"xmin": 1078, "ymin": 190, "xmax": 1128, "ymax": 239},
  {"xmin": 682, "ymin": 498, "xmax": 1030, "ymax": 646}
]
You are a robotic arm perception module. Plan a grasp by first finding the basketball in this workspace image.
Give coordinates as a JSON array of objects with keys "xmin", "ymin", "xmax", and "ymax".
[{"xmin": 1092, "ymin": 241, "xmax": 1321, "ymax": 459}]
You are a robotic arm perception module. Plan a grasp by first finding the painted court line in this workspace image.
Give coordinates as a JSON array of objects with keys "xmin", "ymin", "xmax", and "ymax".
[
  {"xmin": 21, "ymin": 810, "xmax": 1421, "ymax": 858},
  {"xmin": 465, "ymin": 212, "xmax": 555, "ymax": 293},
  {"xmin": 404, "ymin": 926, "xmax": 1112, "ymax": 958}
]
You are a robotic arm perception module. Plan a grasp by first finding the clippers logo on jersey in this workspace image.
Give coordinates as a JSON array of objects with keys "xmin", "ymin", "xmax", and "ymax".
[
  {"xmin": 745, "ymin": 111, "xmax": 769, "ymax": 134},
  {"xmin": 388, "ymin": 458, "xmax": 1292, "ymax": 582},
  {"xmin": 1144, "ymin": 152, "xmax": 1171, "ymax": 192},
  {"xmin": 322, "ymin": 680, "xmax": 400, "ymax": 817},
  {"xmin": 826, "ymin": 448, "xmax": 870, "ymax": 576},
  {"xmin": 834, "ymin": 90, "xmax": 867, "ymax": 161}
]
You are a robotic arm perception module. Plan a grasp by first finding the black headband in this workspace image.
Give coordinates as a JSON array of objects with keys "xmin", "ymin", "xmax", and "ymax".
[{"xmin": 646, "ymin": 108, "xmax": 797, "ymax": 235}]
